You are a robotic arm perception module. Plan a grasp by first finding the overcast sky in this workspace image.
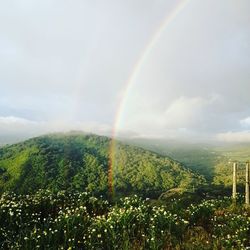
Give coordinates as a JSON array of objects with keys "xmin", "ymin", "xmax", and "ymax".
[{"xmin": 0, "ymin": 0, "xmax": 250, "ymax": 143}]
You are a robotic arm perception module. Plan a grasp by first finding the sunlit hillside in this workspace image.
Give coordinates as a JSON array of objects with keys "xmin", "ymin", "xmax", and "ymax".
[{"xmin": 0, "ymin": 133, "xmax": 204, "ymax": 196}]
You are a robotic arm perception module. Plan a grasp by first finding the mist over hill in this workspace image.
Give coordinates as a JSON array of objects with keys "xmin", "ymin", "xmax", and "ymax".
[
  {"xmin": 0, "ymin": 132, "xmax": 204, "ymax": 196},
  {"xmin": 124, "ymin": 138, "xmax": 250, "ymax": 187}
]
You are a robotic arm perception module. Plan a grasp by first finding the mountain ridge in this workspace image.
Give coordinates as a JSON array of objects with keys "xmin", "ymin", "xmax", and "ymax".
[{"xmin": 0, "ymin": 132, "xmax": 205, "ymax": 196}]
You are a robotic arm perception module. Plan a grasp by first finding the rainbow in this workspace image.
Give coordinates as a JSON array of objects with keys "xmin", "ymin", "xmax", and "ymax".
[{"xmin": 108, "ymin": 0, "xmax": 190, "ymax": 197}]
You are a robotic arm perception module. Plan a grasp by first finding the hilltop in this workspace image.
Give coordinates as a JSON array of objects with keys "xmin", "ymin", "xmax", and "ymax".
[{"xmin": 0, "ymin": 132, "xmax": 204, "ymax": 196}]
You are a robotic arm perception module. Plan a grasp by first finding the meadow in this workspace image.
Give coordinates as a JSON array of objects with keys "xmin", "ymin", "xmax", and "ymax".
[{"xmin": 0, "ymin": 190, "xmax": 249, "ymax": 249}]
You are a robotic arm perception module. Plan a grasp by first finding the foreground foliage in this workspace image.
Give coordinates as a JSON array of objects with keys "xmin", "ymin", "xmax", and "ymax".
[{"xmin": 0, "ymin": 190, "xmax": 249, "ymax": 249}]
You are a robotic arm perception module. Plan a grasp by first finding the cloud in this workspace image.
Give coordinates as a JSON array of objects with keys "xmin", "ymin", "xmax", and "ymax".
[
  {"xmin": 163, "ymin": 96, "xmax": 216, "ymax": 129},
  {"xmin": 216, "ymin": 131, "xmax": 250, "ymax": 142},
  {"xmin": 0, "ymin": 0, "xmax": 173, "ymax": 124},
  {"xmin": 0, "ymin": 116, "xmax": 43, "ymax": 134},
  {"xmin": 0, "ymin": 116, "xmax": 112, "ymax": 140},
  {"xmin": 240, "ymin": 117, "xmax": 250, "ymax": 128},
  {"xmin": 0, "ymin": 0, "xmax": 249, "ymax": 143},
  {"xmin": 118, "ymin": 94, "xmax": 225, "ymax": 139},
  {"xmin": 0, "ymin": 116, "xmax": 38, "ymax": 125}
]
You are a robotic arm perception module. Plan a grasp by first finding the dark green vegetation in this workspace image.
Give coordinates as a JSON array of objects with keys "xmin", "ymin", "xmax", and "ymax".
[
  {"xmin": 0, "ymin": 133, "xmax": 204, "ymax": 196},
  {"xmin": 125, "ymin": 138, "xmax": 250, "ymax": 187},
  {"xmin": 0, "ymin": 190, "xmax": 249, "ymax": 249}
]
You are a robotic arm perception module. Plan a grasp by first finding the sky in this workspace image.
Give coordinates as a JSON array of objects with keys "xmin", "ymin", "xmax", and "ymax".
[{"xmin": 0, "ymin": 0, "xmax": 249, "ymax": 143}]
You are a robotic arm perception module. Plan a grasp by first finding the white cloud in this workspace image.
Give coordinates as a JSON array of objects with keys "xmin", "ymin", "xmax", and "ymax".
[
  {"xmin": 0, "ymin": 116, "xmax": 112, "ymax": 140},
  {"xmin": 0, "ymin": 116, "xmax": 43, "ymax": 134},
  {"xmin": 0, "ymin": 116, "xmax": 38, "ymax": 125},
  {"xmin": 163, "ymin": 96, "xmax": 208, "ymax": 128},
  {"xmin": 118, "ymin": 95, "xmax": 223, "ymax": 139},
  {"xmin": 216, "ymin": 131, "xmax": 250, "ymax": 142},
  {"xmin": 240, "ymin": 116, "xmax": 250, "ymax": 128}
]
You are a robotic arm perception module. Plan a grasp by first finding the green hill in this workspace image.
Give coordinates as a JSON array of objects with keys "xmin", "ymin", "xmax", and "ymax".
[
  {"xmin": 124, "ymin": 138, "xmax": 250, "ymax": 187},
  {"xmin": 0, "ymin": 132, "xmax": 204, "ymax": 196}
]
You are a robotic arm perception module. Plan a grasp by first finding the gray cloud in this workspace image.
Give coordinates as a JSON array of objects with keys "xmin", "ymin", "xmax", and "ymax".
[
  {"xmin": 0, "ymin": 0, "xmax": 249, "ymax": 143},
  {"xmin": 117, "ymin": 0, "xmax": 250, "ymax": 142}
]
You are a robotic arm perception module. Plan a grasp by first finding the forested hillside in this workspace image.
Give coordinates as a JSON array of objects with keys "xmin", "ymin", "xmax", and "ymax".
[
  {"xmin": 125, "ymin": 138, "xmax": 250, "ymax": 187},
  {"xmin": 0, "ymin": 133, "xmax": 204, "ymax": 196}
]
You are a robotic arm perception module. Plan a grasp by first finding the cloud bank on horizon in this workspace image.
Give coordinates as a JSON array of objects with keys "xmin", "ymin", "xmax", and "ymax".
[{"xmin": 0, "ymin": 0, "xmax": 249, "ymax": 143}]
